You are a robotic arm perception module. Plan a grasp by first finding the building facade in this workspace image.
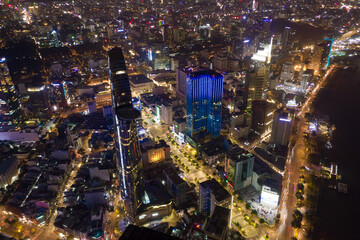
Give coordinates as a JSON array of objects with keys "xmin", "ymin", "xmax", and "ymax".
[
  {"xmin": 0, "ymin": 57, "xmax": 21, "ymax": 130},
  {"xmin": 225, "ymin": 145, "xmax": 254, "ymax": 191},
  {"xmin": 163, "ymin": 168, "xmax": 187, "ymax": 207},
  {"xmin": 109, "ymin": 47, "xmax": 144, "ymax": 221},
  {"xmin": 186, "ymin": 70, "xmax": 223, "ymax": 138},
  {"xmin": 199, "ymin": 178, "xmax": 232, "ymax": 216},
  {"xmin": 0, "ymin": 156, "xmax": 19, "ymax": 189},
  {"xmin": 271, "ymin": 108, "xmax": 294, "ymax": 146},
  {"xmin": 245, "ymin": 69, "xmax": 266, "ymax": 111},
  {"xmin": 251, "ymin": 100, "xmax": 274, "ymax": 136}
]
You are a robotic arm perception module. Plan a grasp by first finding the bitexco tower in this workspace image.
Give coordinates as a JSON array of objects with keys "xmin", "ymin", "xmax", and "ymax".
[{"xmin": 109, "ymin": 47, "xmax": 144, "ymax": 221}]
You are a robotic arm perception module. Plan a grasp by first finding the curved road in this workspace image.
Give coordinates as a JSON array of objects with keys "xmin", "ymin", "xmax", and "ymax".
[{"xmin": 277, "ymin": 65, "xmax": 338, "ymax": 240}]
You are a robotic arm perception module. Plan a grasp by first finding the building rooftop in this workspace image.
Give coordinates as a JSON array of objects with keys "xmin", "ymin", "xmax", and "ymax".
[
  {"xmin": 163, "ymin": 167, "xmax": 185, "ymax": 186},
  {"xmin": 225, "ymin": 144, "xmax": 248, "ymax": 162},
  {"xmin": 0, "ymin": 156, "xmax": 17, "ymax": 175},
  {"xmin": 254, "ymin": 148, "xmax": 286, "ymax": 172},
  {"xmin": 263, "ymin": 174, "xmax": 282, "ymax": 194},
  {"xmin": 129, "ymin": 74, "xmax": 153, "ymax": 85},
  {"xmin": 189, "ymin": 69, "xmax": 222, "ymax": 78},
  {"xmin": 199, "ymin": 178, "xmax": 231, "ymax": 203},
  {"xmin": 138, "ymin": 180, "xmax": 172, "ymax": 214},
  {"xmin": 253, "ymin": 157, "xmax": 270, "ymax": 175},
  {"xmin": 205, "ymin": 206, "xmax": 230, "ymax": 238},
  {"xmin": 120, "ymin": 224, "xmax": 180, "ymax": 240},
  {"xmin": 116, "ymin": 107, "xmax": 141, "ymax": 120}
]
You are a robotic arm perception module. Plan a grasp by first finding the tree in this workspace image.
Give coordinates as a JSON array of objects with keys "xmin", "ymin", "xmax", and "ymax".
[
  {"xmin": 251, "ymin": 209, "xmax": 257, "ymax": 216},
  {"xmin": 297, "ymin": 183, "xmax": 304, "ymax": 191},
  {"xmin": 259, "ymin": 218, "xmax": 265, "ymax": 224},
  {"xmin": 291, "ymin": 209, "xmax": 303, "ymax": 229},
  {"xmin": 293, "ymin": 209, "xmax": 303, "ymax": 220},
  {"xmin": 245, "ymin": 203, "xmax": 251, "ymax": 210},
  {"xmin": 291, "ymin": 218, "xmax": 302, "ymax": 229},
  {"xmin": 275, "ymin": 213, "xmax": 281, "ymax": 224},
  {"xmin": 296, "ymin": 192, "xmax": 304, "ymax": 200},
  {"xmin": 299, "ymin": 175, "xmax": 306, "ymax": 183}
]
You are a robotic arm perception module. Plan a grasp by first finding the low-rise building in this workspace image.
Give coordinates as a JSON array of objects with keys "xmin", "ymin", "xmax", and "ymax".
[
  {"xmin": 260, "ymin": 176, "xmax": 282, "ymax": 208},
  {"xmin": 199, "ymin": 178, "xmax": 232, "ymax": 216},
  {"xmin": 135, "ymin": 180, "xmax": 173, "ymax": 225},
  {"xmin": 0, "ymin": 156, "xmax": 19, "ymax": 189},
  {"xmin": 204, "ymin": 206, "xmax": 230, "ymax": 240},
  {"xmin": 163, "ymin": 167, "xmax": 187, "ymax": 207},
  {"xmin": 129, "ymin": 74, "xmax": 154, "ymax": 93},
  {"xmin": 141, "ymin": 139, "xmax": 170, "ymax": 169},
  {"xmin": 120, "ymin": 224, "xmax": 180, "ymax": 240}
]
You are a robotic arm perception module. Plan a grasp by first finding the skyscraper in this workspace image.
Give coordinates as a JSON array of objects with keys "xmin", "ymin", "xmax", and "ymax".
[
  {"xmin": 271, "ymin": 108, "xmax": 294, "ymax": 146},
  {"xmin": 225, "ymin": 145, "xmax": 254, "ymax": 191},
  {"xmin": 176, "ymin": 67, "xmax": 187, "ymax": 102},
  {"xmin": 282, "ymin": 26, "xmax": 290, "ymax": 54},
  {"xmin": 109, "ymin": 47, "xmax": 144, "ymax": 221},
  {"xmin": 246, "ymin": 40, "xmax": 272, "ymax": 110},
  {"xmin": 0, "ymin": 57, "xmax": 21, "ymax": 130},
  {"xmin": 186, "ymin": 70, "xmax": 223, "ymax": 138},
  {"xmin": 245, "ymin": 69, "xmax": 266, "ymax": 111},
  {"xmin": 251, "ymin": 100, "xmax": 274, "ymax": 136},
  {"xmin": 109, "ymin": 48, "xmax": 133, "ymax": 109}
]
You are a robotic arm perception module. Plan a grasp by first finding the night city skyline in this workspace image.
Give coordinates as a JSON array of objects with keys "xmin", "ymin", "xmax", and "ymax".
[{"xmin": 0, "ymin": 0, "xmax": 359, "ymax": 240}]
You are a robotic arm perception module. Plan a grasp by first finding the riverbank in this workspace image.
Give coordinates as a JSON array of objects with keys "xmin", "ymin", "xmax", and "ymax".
[{"xmin": 311, "ymin": 63, "xmax": 360, "ymax": 239}]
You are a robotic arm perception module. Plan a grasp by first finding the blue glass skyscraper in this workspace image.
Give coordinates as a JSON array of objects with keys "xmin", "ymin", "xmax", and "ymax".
[{"xmin": 186, "ymin": 70, "xmax": 223, "ymax": 138}]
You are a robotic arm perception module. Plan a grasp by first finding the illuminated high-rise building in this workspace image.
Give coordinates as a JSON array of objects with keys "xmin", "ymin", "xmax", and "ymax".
[
  {"xmin": 26, "ymin": 83, "xmax": 51, "ymax": 119},
  {"xmin": 0, "ymin": 57, "xmax": 21, "ymax": 130},
  {"xmin": 109, "ymin": 47, "xmax": 144, "ymax": 221},
  {"xmin": 49, "ymin": 81, "xmax": 67, "ymax": 109},
  {"xmin": 282, "ymin": 26, "xmax": 290, "ymax": 54},
  {"xmin": 146, "ymin": 41, "xmax": 170, "ymax": 71},
  {"xmin": 251, "ymin": 100, "xmax": 274, "ymax": 136},
  {"xmin": 186, "ymin": 70, "xmax": 223, "ymax": 138},
  {"xmin": 245, "ymin": 69, "xmax": 266, "ymax": 111},
  {"xmin": 225, "ymin": 145, "xmax": 254, "ymax": 191},
  {"xmin": 271, "ymin": 108, "xmax": 294, "ymax": 146},
  {"xmin": 246, "ymin": 39, "xmax": 272, "ymax": 111},
  {"xmin": 109, "ymin": 48, "xmax": 133, "ymax": 109}
]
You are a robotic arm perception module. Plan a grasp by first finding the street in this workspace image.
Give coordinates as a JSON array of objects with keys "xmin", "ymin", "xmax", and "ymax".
[
  {"xmin": 276, "ymin": 65, "xmax": 338, "ymax": 240},
  {"xmin": 141, "ymin": 109, "xmax": 277, "ymax": 239}
]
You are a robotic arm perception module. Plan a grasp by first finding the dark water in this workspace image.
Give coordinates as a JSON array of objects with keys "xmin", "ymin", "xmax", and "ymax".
[
  {"xmin": 270, "ymin": 19, "xmax": 331, "ymax": 43},
  {"xmin": 311, "ymin": 64, "xmax": 360, "ymax": 239}
]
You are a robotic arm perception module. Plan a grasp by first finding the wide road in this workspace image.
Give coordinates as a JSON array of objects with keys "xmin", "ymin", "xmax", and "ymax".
[
  {"xmin": 277, "ymin": 65, "xmax": 339, "ymax": 240},
  {"xmin": 142, "ymin": 111, "xmax": 208, "ymax": 185}
]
